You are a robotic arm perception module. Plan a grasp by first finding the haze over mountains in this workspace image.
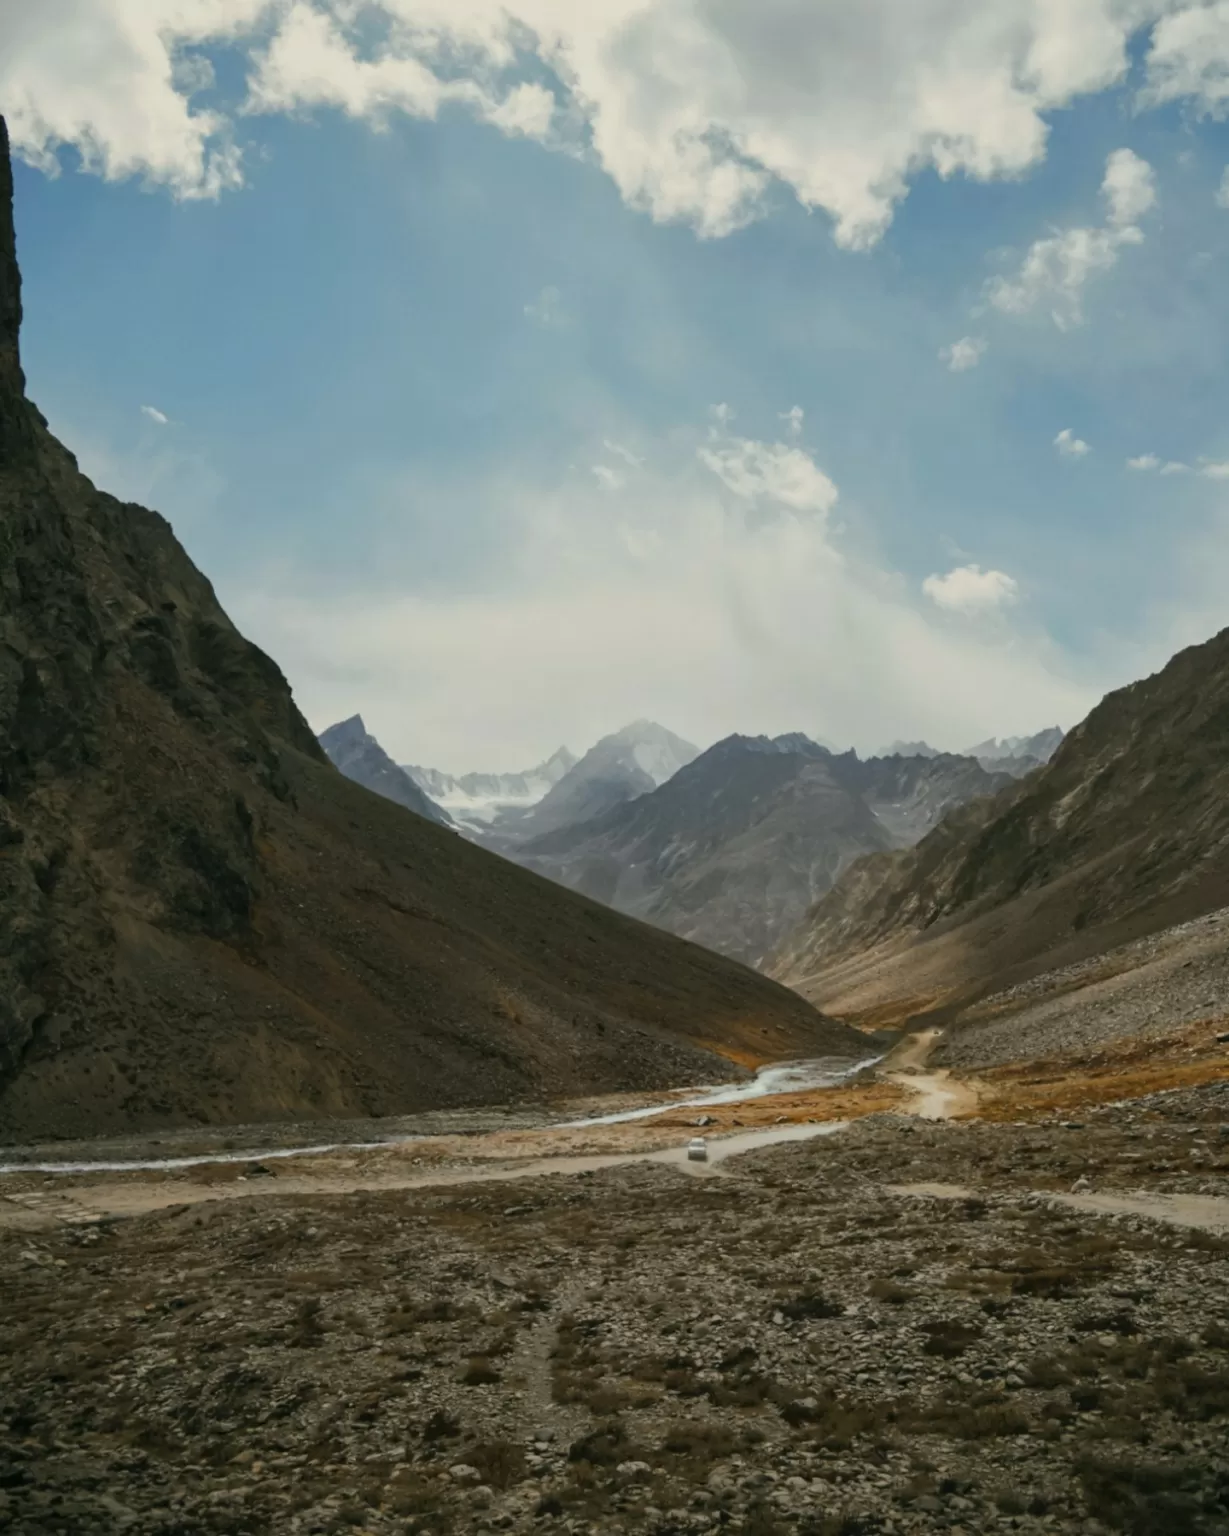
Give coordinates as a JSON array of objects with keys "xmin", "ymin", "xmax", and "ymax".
[{"xmin": 0, "ymin": 118, "xmax": 858, "ymax": 1141}]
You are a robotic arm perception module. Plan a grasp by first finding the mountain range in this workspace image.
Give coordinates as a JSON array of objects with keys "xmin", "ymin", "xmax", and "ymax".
[
  {"xmin": 404, "ymin": 747, "xmax": 577, "ymax": 832},
  {"xmin": 771, "ymin": 634, "xmax": 1229, "ymax": 1030},
  {"xmin": 508, "ymin": 735, "xmax": 1014, "ymax": 965},
  {"xmin": 0, "ymin": 117, "xmax": 858, "ymax": 1141}
]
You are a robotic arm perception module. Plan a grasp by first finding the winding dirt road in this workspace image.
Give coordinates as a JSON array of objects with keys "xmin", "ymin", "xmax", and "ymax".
[{"xmin": 883, "ymin": 1028, "xmax": 981, "ymax": 1120}]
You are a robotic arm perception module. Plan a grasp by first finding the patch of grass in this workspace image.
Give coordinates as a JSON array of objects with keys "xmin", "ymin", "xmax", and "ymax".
[
  {"xmin": 1076, "ymin": 1455, "xmax": 1214, "ymax": 1536},
  {"xmin": 869, "ymin": 1278, "xmax": 914, "ymax": 1305},
  {"xmin": 460, "ymin": 1355, "xmax": 501, "ymax": 1386},
  {"xmin": 467, "ymin": 1439, "xmax": 526, "ymax": 1490},
  {"xmin": 660, "ymin": 1420, "xmax": 738, "ymax": 1461},
  {"xmin": 919, "ymin": 1319, "xmax": 983, "ymax": 1358},
  {"xmin": 779, "ymin": 1288, "xmax": 845, "ymax": 1321}
]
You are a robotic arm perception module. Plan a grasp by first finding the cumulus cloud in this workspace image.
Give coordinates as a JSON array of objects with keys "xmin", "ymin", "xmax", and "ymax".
[
  {"xmin": 1163, "ymin": 460, "xmax": 1192, "ymax": 475},
  {"xmin": 1143, "ymin": 2, "xmax": 1229, "ymax": 117},
  {"xmin": 780, "ymin": 406, "xmax": 805, "ymax": 437},
  {"xmin": 1055, "ymin": 428, "xmax": 1092, "ymax": 458},
  {"xmin": 140, "ymin": 404, "xmax": 169, "ymax": 425},
  {"xmin": 1127, "ymin": 453, "xmax": 1161, "ymax": 471},
  {"xmin": 1202, "ymin": 460, "xmax": 1229, "ymax": 479},
  {"xmin": 228, "ymin": 418, "xmax": 1087, "ymax": 767},
  {"xmin": 922, "ymin": 564, "xmax": 1019, "ymax": 615},
  {"xmin": 988, "ymin": 148, "xmax": 1156, "ymax": 328},
  {"xmin": 3, "ymin": 2, "xmax": 1222, "ymax": 246},
  {"xmin": 940, "ymin": 336, "xmax": 987, "ymax": 372}
]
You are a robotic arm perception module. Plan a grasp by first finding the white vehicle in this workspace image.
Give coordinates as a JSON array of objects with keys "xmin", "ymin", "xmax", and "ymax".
[{"xmin": 686, "ymin": 1138, "xmax": 709, "ymax": 1163}]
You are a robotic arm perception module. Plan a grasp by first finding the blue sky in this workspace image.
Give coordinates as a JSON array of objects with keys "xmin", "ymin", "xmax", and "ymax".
[{"xmin": 6, "ymin": 2, "xmax": 1229, "ymax": 770}]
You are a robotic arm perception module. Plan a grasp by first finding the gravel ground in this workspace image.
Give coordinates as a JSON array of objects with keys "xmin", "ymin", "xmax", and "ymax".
[
  {"xmin": 938, "ymin": 909, "xmax": 1229, "ymax": 1071},
  {"xmin": 2, "ymin": 1085, "xmax": 1228, "ymax": 1536}
]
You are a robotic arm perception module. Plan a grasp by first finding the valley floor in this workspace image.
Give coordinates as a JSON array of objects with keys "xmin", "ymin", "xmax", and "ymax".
[{"xmin": 1, "ymin": 1032, "xmax": 1227, "ymax": 1536}]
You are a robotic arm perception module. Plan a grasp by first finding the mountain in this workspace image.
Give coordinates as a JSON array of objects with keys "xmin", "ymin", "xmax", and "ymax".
[
  {"xmin": 0, "ymin": 119, "xmax": 861, "ymax": 1140},
  {"xmin": 405, "ymin": 746, "xmax": 576, "ymax": 832},
  {"xmin": 771, "ymin": 642, "xmax": 1229, "ymax": 1027},
  {"xmin": 509, "ymin": 735, "xmax": 1012, "ymax": 966},
  {"xmin": 319, "ymin": 715, "xmax": 451, "ymax": 825},
  {"xmin": 965, "ymin": 726, "xmax": 1064, "ymax": 777},
  {"xmin": 486, "ymin": 720, "xmax": 700, "ymax": 846},
  {"xmin": 879, "ymin": 739, "xmax": 940, "ymax": 759}
]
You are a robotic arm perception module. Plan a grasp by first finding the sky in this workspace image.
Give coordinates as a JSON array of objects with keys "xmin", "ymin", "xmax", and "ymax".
[{"xmin": 5, "ymin": 2, "xmax": 1229, "ymax": 772}]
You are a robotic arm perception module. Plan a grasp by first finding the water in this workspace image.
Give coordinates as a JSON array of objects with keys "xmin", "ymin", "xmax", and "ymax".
[
  {"xmin": 556, "ymin": 1053, "xmax": 882, "ymax": 1128},
  {"xmin": 0, "ymin": 1055, "xmax": 879, "ymax": 1176}
]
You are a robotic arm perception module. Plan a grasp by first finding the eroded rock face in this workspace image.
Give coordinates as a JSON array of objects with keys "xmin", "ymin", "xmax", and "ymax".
[{"xmin": 0, "ymin": 117, "xmax": 857, "ymax": 1140}]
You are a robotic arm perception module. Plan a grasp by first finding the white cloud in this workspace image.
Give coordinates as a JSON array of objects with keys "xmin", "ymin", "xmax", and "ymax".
[
  {"xmin": 988, "ymin": 148, "xmax": 1156, "ymax": 328},
  {"xmin": 1218, "ymin": 167, "xmax": 1229, "ymax": 209},
  {"xmin": 228, "ymin": 417, "xmax": 1088, "ymax": 768},
  {"xmin": 140, "ymin": 403, "xmax": 169, "ymax": 425},
  {"xmin": 1143, "ymin": 2, "xmax": 1229, "ymax": 118},
  {"xmin": 592, "ymin": 463, "xmax": 624, "ymax": 490},
  {"xmin": 1055, "ymin": 428, "xmax": 1092, "ymax": 458},
  {"xmin": 1101, "ymin": 146, "xmax": 1158, "ymax": 229},
  {"xmin": 1201, "ymin": 460, "xmax": 1229, "ymax": 479},
  {"xmin": 698, "ymin": 433, "xmax": 839, "ymax": 519},
  {"xmin": 0, "ymin": 0, "xmax": 261, "ymax": 197},
  {"xmin": 940, "ymin": 336, "xmax": 987, "ymax": 372},
  {"xmin": 3, "ymin": 2, "xmax": 1217, "ymax": 248},
  {"xmin": 922, "ymin": 564, "xmax": 1019, "ymax": 615},
  {"xmin": 1127, "ymin": 453, "xmax": 1192, "ymax": 474},
  {"xmin": 780, "ymin": 406, "xmax": 805, "ymax": 437}
]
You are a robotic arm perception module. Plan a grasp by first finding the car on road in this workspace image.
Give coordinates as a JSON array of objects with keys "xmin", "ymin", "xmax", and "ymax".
[{"xmin": 687, "ymin": 1137, "xmax": 708, "ymax": 1162}]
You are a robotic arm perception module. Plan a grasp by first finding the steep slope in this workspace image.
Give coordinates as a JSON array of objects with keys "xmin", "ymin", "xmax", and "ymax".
[
  {"xmin": 486, "ymin": 721, "xmax": 699, "ymax": 846},
  {"xmin": 772, "ymin": 637, "xmax": 1229, "ymax": 1027},
  {"xmin": 0, "ymin": 120, "xmax": 860, "ymax": 1140},
  {"xmin": 405, "ymin": 746, "xmax": 576, "ymax": 832},
  {"xmin": 319, "ymin": 715, "xmax": 451, "ymax": 825},
  {"xmin": 510, "ymin": 736, "xmax": 1010, "ymax": 966}
]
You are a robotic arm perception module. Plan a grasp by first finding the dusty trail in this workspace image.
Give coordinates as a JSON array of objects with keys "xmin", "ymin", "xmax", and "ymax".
[
  {"xmin": 0, "ymin": 1121, "xmax": 847, "ymax": 1227},
  {"xmin": 883, "ymin": 1027, "xmax": 981, "ymax": 1120},
  {"xmin": 887, "ymin": 1180, "xmax": 1229, "ymax": 1235}
]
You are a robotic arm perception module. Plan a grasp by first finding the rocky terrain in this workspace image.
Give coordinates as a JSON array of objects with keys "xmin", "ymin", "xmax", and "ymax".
[
  {"xmin": 508, "ymin": 737, "xmax": 1011, "ymax": 967},
  {"xmin": 771, "ymin": 629, "xmax": 1229, "ymax": 1035},
  {"xmin": 0, "ymin": 115, "xmax": 859, "ymax": 1143},
  {"xmin": 1, "ymin": 1074, "xmax": 1227, "ymax": 1535},
  {"xmin": 318, "ymin": 718, "xmax": 451, "ymax": 826}
]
